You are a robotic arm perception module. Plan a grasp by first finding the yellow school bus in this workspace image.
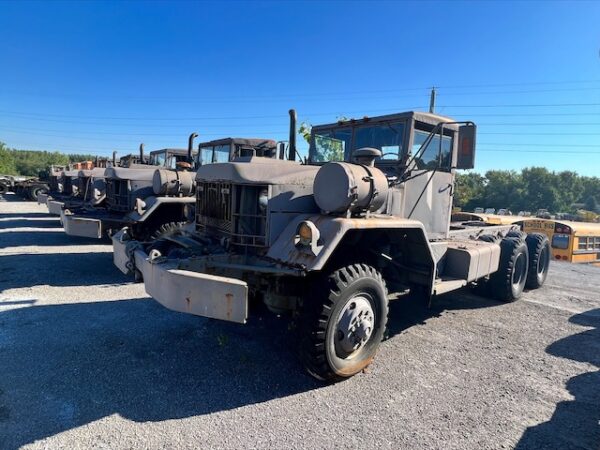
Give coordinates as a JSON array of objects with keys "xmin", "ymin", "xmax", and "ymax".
[{"xmin": 516, "ymin": 219, "xmax": 600, "ymax": 267}]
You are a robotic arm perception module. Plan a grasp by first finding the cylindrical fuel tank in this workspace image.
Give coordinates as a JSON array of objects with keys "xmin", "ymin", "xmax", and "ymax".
[
  {"xmin": 313, "ymin": 162, "xmax": 388, "ymax": 214},
  {"xmin": 153, "ymin": 169, "xmax": 195, "ymax": 196}
]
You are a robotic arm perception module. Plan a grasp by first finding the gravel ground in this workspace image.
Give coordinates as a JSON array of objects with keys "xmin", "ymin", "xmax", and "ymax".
[{"xmin": 1, "ymin": 194, "xmax": 599, "ymax": 450}]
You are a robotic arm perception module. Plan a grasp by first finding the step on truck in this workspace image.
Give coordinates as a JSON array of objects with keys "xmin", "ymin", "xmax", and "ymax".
[
  {"xmin": 114, "ymin": 110, "xmax": 552, "ymax": 382},
  {"xmin": 65, "ymin": 135, "xmax": 279, "ymax": 240}
]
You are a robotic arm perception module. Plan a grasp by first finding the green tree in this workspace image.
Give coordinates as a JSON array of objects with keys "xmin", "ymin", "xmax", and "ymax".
[
  {"xmin": 584, "ymin": 195, "xmax": 598, "ymax": 213},
  {"xmin": 454, "ymin": 172, "xmax": 486, "ymax": 210},
  {"xmin": 0, "ymin": 142, "xmax": 17, "ymax": 174}
]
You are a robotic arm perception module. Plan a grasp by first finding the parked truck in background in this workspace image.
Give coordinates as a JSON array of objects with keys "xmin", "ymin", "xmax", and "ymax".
[{"xmin": 63, "ymin": 135, "xmax": 279, "ymax": 241}]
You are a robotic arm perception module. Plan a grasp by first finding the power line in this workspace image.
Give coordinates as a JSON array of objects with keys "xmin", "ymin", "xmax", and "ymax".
[
  {"xmin": 4, "ymin": 78, "xmax": 599, "ymax": 101},
  {"xmin": 0, "ymin": 102, "xmax": 598, "ymax": 122}
]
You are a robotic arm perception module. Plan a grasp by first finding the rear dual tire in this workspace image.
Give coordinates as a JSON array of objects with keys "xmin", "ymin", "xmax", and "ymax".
[
  {"xmin": 525, "ymin": 233, "xmax": 551, "ymax": 289},
  {"xmin": 486, "ymin": 238, "xmax": 529, "ymax": 302}
]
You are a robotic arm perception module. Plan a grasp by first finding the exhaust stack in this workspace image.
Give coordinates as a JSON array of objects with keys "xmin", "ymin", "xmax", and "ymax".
[
  {"xmin": 288, "ymin": 109, "xmax": 297, "ymax": 161},
  {"xmin": 188, "ymin": 132, "xmax": 199, "ymax": 162},
  {"xmin": 139, "ymin": 143, "xmax": 145, "ymax": 163},
  {"xmin": 112, "ymin": 151, "xmax": 117, "ymax": 166}
]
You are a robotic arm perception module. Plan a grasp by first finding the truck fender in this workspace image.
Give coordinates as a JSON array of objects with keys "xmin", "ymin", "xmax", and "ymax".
[
  {"xmin": 127, "ymin": 196, "xmax": 195, "ymax": 222},
  {"xmin": 266, "ymin": 215, "xmax": 436, "ymax": 281}
]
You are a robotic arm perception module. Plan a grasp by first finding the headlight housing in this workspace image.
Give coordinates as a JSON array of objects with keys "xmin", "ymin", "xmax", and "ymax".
[
  {"xmin": 258, "ymin": 188, "xmax": 269, "ymax": 213},
  {"xmin": 294, "ymin": 220, "xmax": 321, "ymax": 253}
]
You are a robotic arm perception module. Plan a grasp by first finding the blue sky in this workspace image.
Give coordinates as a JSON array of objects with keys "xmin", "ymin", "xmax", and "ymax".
[{"xmin": 0, "ymin": 0, "xmax": 599, "ymax": 175}]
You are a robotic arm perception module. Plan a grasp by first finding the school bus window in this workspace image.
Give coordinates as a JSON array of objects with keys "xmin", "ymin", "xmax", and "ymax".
[
  {"xmin": 552, "ymin": 234, "xmax": 570, "ymax": 250},
  {"xmin": 595, "ymin": 237, "xmax": 600, "ymax": 249},
  {"xmin": 578, "ymin": 237, "xmax": 588, "ymax": 250},
  {"xmin": 588, "ymin": 237, "xmax": 595, "ymax": 250}
]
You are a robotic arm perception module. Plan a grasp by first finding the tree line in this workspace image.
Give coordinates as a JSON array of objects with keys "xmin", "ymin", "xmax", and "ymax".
[
  {"xmin": 1, "ymin": 140, "xmax": 598, "ymax": 214},
  {"xmin": 455, "ymin": 168, "xmax": 600, "ymax": 214},
  {"xmin": 0, "ymin": 142, "xmax": 96, "ymax": 177}
]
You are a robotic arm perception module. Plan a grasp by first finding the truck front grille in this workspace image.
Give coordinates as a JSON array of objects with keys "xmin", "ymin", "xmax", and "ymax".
[
  {"xmin": 196, "ymin": 182, "xmax": 267, "ymax": 248},
  {"xmin": 106, "ymin": 179, "xmax": 130, "ymax": 212}
]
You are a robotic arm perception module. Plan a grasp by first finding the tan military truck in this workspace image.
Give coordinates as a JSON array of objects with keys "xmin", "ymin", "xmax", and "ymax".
[{"xmin": 114, "ymin": 110, "xmax": 551, "ymax": 382}]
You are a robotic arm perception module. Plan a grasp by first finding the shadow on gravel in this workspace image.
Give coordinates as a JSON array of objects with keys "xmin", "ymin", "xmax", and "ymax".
[
  {"xmin": 387, "ymin": 288, "xmax": 503, "ymax": 338},
  {"xmin": 0, "ymin": 251, "xmax": 129, "ymax": 291},
  {"xmin": 0, "ymin": 299, "xmax": 318, "ymax": 449},
  {"xmin": 516, "ymin": 308, "xmax": 600, "ymax": 449},
  {"xmin": 0, "ymin": 212, "xmax": 52, "ymax": 218},
  {"xmin": 0, "ymin": 230, "xmax": 102, "ymax": 249},
  {"xmin": 0, "ymin": 218, "xmax": 61, "ymax": 229}
]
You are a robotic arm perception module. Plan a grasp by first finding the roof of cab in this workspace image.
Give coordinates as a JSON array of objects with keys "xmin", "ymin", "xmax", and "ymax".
[{"xmin": 311, "ymin": 110, "xmax": 461, "ymax": 132}]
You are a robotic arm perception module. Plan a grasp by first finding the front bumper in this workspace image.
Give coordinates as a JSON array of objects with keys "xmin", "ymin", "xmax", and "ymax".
[
  {"xmin": 37, "ymin": 192, "xmax": 50, "ymax": 205},
  {"xmin": 61, "ymin": 212, "xmax": 104, "ymax": 239},
  {"xmin": 112, "ymin": 231, "xmax": 248, "ymax": 323},
  {"xmin": 137, "ymin": 249, "xmax": 248, "ymax": 323},
  {"xmin": 47, "ymin": 200, "xmax": 64, "ymax": 215}
]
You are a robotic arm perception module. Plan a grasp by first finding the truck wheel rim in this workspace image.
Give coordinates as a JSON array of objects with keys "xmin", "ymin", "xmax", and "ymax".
[
  {"xmin": 512, "ymin": 253, "xmax": 527, "ymax": 287},
  {"xmin": 334, "ymin": 294, "xmax": 375, "ymax": 358}
]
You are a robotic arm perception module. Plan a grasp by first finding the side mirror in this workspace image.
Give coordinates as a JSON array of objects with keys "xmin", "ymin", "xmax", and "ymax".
[{"xmin": 456, "ymin": 124, "xmax": 476, "ymax": 169}]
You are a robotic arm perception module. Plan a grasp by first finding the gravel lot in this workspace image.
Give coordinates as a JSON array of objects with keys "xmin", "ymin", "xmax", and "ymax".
[{"xmin": 1, "ymin": 194, "xmax": 599, "ymax": 450}]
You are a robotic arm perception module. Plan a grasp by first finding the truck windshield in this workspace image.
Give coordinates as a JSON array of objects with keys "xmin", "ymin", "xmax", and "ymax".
[
  {"xmin": 150, "ymin": 151, "xmax": 166, "ymax": 166},
  {"xmin": 309, "ymin": 121, "xmax": 405, "ymax": 163},
  {"xmin": 198, "ymin": 144, "xmax": 231, "ymax": 165}
]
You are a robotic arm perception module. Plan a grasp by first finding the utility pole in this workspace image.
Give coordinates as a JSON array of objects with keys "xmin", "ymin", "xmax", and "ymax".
[{"xmin": 429, "ymin": 86, "xmax": 436, "ymax": 113}]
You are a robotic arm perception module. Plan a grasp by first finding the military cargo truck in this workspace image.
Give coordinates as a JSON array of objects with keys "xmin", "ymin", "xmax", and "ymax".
[
  {"xmin": 114, "ymin": 110, "xmax": 551, "ymax": 382},
  {"xmin": 64, "ymin": 136, "xmax": 278, "ymax": 240}
]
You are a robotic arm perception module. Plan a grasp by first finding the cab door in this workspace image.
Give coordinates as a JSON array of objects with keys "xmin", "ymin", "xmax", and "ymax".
[{"xmin": 401, "ymin": 127, "xmax": 455, "ymax": 239}]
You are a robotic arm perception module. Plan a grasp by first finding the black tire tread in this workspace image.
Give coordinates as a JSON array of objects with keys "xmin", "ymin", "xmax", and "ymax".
[
  {"xmin": 150, "ymin": 221, "xmax": 186, "ymax": 240},
  {"xmin": 525, "ymin": 233, "xmax": 550, "ymax": 289},
  {"xmin": 489, "ymin": 238, "xmax": 528, "ymax": 302},
  {"xmin": 299, "ymin": 263, "xmax": 388, "ymax": 382}
]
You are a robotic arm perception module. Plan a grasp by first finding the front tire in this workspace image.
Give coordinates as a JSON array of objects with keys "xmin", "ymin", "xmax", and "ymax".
[{"xmin": 299, "ymin": 264, "xmax": 388, "ymax": 382}]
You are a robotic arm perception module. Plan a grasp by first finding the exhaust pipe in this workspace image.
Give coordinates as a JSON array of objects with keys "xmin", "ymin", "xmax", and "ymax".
[
  {"xmin": 288, "ymin": 109, "xmax": 297, "ymax": 161},
  {"xmin": 188, "ymin": 132, "xmax": 199, "ymax": 162},
  {"xmin": 139, "ymin": 143, "xmax": 145, "ymax": 164},
  {"xmin": 112, "ymin": 151, "xmax": 117, "ymax": 166}
]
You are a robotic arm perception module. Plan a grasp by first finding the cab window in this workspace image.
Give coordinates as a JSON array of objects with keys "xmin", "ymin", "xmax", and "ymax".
[
  {"xmin": 213, "ymin": 144, "xmax": 231, "ymax": 163},
  {"xmin": 311, "ymin": 128, "xmax": 351, "ymax": 162},
  {"xmin": 412, "ymin": 129, "xmax": 453, "ymax": 171},
  {"xmin": 354, "ymin": 122, "xmax": 404, "ymax": 161},
  {"xmin": 151, "ymin": 151, "xmax": 166, "ymax": 166},
  {"xmin": 198, "ymin": 146, "xmax": 214, "ymax": 166}
]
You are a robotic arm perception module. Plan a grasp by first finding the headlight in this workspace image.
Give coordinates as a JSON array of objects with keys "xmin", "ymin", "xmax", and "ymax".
[
  {"xmin": 298, "ymin": 222, "xmax": 313, "ymax": 246},
  {"xmin": 258, "ymin": 188, "xmax": 268, "ymax": 212},
  {"xmin": 295, "ymin": 220, "xmax": 321, "ymax": 251},
  {"xmin": 183, "ymin": 204, "xmax": 195, "ymax": 222}
]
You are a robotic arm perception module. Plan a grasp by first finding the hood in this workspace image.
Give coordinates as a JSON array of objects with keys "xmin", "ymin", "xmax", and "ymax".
[
  {"xmin": 78, "ymin": 168, "xmax": 107, "ymax": 178},
  {"xmin": 105, "ymin": 166, "xmax": 156, "ymax": 181},
  {"xmin": 195, "ymin": 158, "xmax": 319, "ymax": 185},
  {"xmin": 63, "ymin": 170, "xmax": 79, "ymax": 177}
]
